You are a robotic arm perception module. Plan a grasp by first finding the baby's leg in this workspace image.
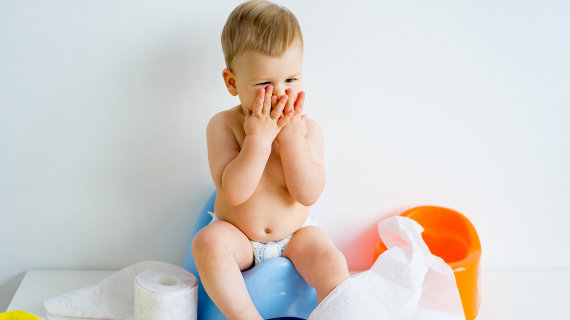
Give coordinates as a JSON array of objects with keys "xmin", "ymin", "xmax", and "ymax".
[
  {"xmin": 192, "ymin": 221, "xmax": 261, "ymax": 320},
  {"xmin": 282, "ymin": 226, "xmax": 350, "ymax": 303}
]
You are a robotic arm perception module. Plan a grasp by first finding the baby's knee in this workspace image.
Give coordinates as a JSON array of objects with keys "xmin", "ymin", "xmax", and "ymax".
[
  {"xmin": 192, "ymin": 222, "xmax": 234, "ymax": 259},
  {"xmin": 320, "ymin": 247, "xmax": 348, "ymax": 272}
]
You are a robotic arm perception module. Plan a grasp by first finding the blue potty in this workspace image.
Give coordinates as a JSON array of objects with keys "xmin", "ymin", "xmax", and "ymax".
[{"xmin": 183, "ymin": 190, "xmax": 318, "ymax": 320}]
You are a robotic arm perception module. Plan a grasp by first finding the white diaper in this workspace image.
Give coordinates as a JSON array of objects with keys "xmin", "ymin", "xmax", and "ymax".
[{"xmin": 207, "ymin": 211, "xmax": 316, "ymax": 266}]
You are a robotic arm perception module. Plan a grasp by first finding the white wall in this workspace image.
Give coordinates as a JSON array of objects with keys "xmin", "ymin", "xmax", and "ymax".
[{"xmin": 1, "ymin": 0, "xmax": 569, "ymax": 310}]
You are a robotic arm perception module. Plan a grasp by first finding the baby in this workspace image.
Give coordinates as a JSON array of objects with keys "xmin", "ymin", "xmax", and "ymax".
[{"xmin": 191, "ymin": 1, "xmax": 350, "ymax": 319}]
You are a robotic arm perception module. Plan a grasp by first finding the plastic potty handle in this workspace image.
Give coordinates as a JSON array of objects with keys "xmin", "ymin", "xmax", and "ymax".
[{"xmin": 373, "ymin": 206, "xmax": 482, "ymax": 320}]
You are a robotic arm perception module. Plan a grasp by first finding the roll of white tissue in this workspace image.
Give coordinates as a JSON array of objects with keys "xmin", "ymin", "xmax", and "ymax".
[{"xmin": 134, "ymin": 265, "xmax": 198, "ymax": 320}]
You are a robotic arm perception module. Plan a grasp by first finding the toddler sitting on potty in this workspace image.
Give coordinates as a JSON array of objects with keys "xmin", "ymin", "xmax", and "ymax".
[{"xmin": 191, "ymin": 0, "xmax": 350, "ymax": 319}]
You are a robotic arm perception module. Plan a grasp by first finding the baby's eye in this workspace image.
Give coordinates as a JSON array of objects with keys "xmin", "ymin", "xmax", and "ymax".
[{"xmin": 256, "ymin": 79, "xmax": 296, "ymax": 86}]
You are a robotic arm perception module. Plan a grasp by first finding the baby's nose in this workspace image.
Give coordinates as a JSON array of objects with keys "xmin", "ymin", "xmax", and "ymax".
[
  {"xmin": 272, "ymin": 86, "xmax": 286, "ymax": 99},
  {"xmin": 272, "ymin": 86, "xmax": 293, "ymax": 100}
]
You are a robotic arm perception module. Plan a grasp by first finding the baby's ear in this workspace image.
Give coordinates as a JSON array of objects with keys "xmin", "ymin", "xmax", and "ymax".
[{"xmin": 222, "ymin": 68, "xmax": 238, "ymax": 96}]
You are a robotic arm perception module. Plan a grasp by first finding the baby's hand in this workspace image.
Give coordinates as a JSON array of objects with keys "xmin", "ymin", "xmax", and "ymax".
[
  {"xmin": 276, "ymin": 89, "xmax": 307, "ymax": 143},
  {"xmin": 244, "ymin": 85, "xmax": 289, "ymax": 144}
]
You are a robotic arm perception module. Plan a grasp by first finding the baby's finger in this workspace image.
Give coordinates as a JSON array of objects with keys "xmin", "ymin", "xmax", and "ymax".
[
  {"xmin": 271, "ymin": 95, "xmax": 288, "ymax": 121},
  {"xmin": 294, "ymin": 91, "xmax": 305, "ymax": 115},
  {"xmin": 252, "ymin": 88, "xmax": 264, "ymax": 116},
  {"xmin": 271, "ymin": 95, "xmax": 278, "ymax": 110},
  {"xmin": 277, "ymin": 108, "xmax": 294, "ymax": 129},
  {"xmin": 263, "ymin": 85, "xmax": 273, "ymax": 116},
  {"xmin": 245, "ymin": 109, "xmax": 252, "ymax": 122},
  {"xmin": 283, "ymin": 108, "xmax": 295, "ymax": 123},
  {"xmin": 284, "ymin": 88, "xmax": 295, "ymax": 115},
  {"xmin": 277, "ymin": 114, "xmax": 289, "ymax": 129}
]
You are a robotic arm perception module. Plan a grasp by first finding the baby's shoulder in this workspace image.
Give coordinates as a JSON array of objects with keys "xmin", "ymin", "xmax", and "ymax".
[
  {"xmin": 207, "ymin": 105, "xmax": 243, "ymax": 132},
  {"xmin": 305, "ymin": 117, "xmax": 320, "ymax": 129}
]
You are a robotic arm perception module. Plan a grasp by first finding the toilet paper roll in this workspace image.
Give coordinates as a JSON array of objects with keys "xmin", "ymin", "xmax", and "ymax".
[{"xmin": 134, "ymin": 265, "xmax": 198, "ymax": 320}]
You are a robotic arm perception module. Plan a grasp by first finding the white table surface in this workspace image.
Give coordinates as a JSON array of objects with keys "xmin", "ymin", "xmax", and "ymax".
[{"xmin": 7, "ymin": 269, "xmax": 570, "ymax": 319}]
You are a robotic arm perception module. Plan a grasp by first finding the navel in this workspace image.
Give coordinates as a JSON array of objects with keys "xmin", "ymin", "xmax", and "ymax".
[{"xmin": 264, "ymin": 228, "xmax": 271, "ymax": 234}]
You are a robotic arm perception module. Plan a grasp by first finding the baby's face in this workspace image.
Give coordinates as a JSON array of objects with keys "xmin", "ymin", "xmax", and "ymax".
[{"xmin": 224, "ymin": 39, "xmax": 303, "ymax": 113}]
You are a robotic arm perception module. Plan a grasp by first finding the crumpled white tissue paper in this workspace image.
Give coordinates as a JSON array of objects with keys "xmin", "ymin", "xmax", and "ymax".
[
  {"xmin": 308, "ymin": 216, "xmax": 466, "ymax": 320},
  {"xmin": 42, "ymin": 261, "xmax": 187, "ymax": 320}
]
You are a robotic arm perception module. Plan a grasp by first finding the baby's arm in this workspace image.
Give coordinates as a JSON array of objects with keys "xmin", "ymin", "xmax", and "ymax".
[
  {"xmin": 276, "ymin": 90, "xmax": 326, "ymax": 206},
  {"xmin": 207, "ymin": 86, "xmax": 290, "ymax": 206}
]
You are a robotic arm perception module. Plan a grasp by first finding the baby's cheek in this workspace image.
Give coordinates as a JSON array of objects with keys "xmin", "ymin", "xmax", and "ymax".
[
  {"xmin": 293, "ymin": 82, "xmax": 302, "ymax": 93},
  {"xmin": 240, "ymin": 95, "xmax": 254, "ymax": 109}
]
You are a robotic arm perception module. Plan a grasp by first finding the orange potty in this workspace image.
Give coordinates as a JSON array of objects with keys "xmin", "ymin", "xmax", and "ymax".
[{"xmin": 373, "ymin": 206, "xmax": 481, "ymax": 320}]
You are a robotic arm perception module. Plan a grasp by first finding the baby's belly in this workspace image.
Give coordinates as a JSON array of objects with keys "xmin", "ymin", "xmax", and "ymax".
[{"xmin": 214, "ymin": 186, "xmax": 310, "ymax": 242}]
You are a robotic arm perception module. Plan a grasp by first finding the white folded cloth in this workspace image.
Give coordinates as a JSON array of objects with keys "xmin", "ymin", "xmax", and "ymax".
[{"xmin": 308, "ymin": 216, "xmax": 466, "ymax": 320}]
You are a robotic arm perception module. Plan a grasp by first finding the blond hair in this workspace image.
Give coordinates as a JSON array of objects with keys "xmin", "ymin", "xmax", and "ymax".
[{"xmin": 221, "ymin": 0, "xmax": 303, "ymax": 71}]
